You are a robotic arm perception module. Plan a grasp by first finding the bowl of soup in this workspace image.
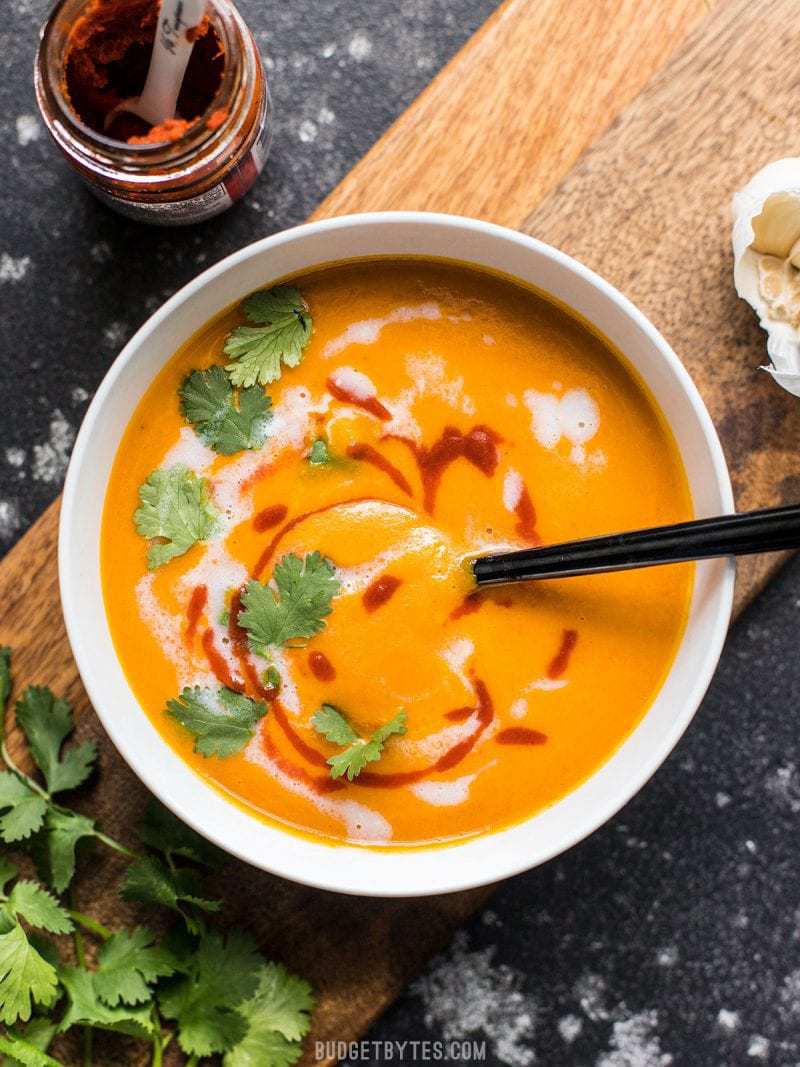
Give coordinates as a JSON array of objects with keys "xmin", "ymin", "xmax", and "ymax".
[{"xmin": 59, "ymin": 213, "xmax": 733, "ymax": 896}]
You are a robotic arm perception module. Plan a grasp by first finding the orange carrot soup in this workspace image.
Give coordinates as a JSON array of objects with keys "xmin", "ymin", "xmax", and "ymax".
[{"xmin": 101, "ymin": 259, "xmax": 693, "ymax": 847}]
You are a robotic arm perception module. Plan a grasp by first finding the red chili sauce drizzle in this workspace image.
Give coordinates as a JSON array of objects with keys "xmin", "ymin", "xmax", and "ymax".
[
  {"xmin": 449, "ymin": 591, "xmax": 514, "ymax": 620},
  {"xmin": 184, "ymin": 585, "xmax": 208, "ymax": 648},
  {"xmin": 252, "ymin": 496, "xmax": 376, "ymax": 579},
  {"xmin": 308, "ymin": 650, "xmax": 336, "ymax": 682},
  {"xmin": 346, "ymin": 443, "xmax": 413, "ymax": 496},
  {"xmin": 362, "ymin": 574, "xmax": 402, "ymax": 613},
  {"xmin": 326, "ymin": 376, "xmax": 392, "ymax": 421},
  {"xmin": 496, "ymin": 727, "xmax": 547, "ymax": 745},
  {"xmin": 514, "ymin": 484, "xmax": 541, "ymax": 543},
  {"xmin": 387, "ymin": 425, "xmax": 502, "ymax": 513},
  {"xmin": 261, "ymin": 730, "xmax": 344, "ymax": 794},
  {"xmin": 201, "ymin": 629, "xmax": 243, "ymax": 693},
  {"xmin": 444, "ymin": 706, "xmax": 475, "ymax": 722},
  {"xmin": 253, "ymin": 503, "xmax": 289, "ymax": 532},
  {"xmin": 547, "ymin": 628, "xmax": 579, "ymax": 679}
]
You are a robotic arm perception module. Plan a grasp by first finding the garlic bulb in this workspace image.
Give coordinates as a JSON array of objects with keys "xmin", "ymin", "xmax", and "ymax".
[{"xmin": 732, "ymin": 158, "xmax": 800, "ymax": 397}]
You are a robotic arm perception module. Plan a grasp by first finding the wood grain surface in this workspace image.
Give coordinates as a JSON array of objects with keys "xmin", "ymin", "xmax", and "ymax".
[
  {"xmin": 316, "ymin": 0, "xmax": 713, "ymax": 226},
  {"xmin": 11, "ymin": 0, "xmax": 790, "ymax": 1060},
  {"xmin": 520, "ymin": 0, "xmax": 800, "ymax": 616}
]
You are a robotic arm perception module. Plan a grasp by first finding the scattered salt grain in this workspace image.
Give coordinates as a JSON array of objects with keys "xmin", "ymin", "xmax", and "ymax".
[
  {"xmin": 31, "ymin": 410, "xmax": 75, "ymax": 484},
  {"xmin": 298, "ymin": 119, "xmax": 318, "ymax": 143},
  {"xmin": 103, "ymin": 321, "xmax": 127, "ymax": 348},
  {"xmin": 0, "ymin": 500, "xmax": 21, "ymax": 541},
  {"xmin": 15, "ymin": 114, "xmax": 41, "ymax": 146},
  {"xmin": 575, "ymin": 973, "xmax": 610, "ymax": 1022},
  {"xmin": 0, "ymin": 253, "xmax": 31, "ymax": 284},
  {"xmin": 765, "ymin": 763, "xmax": 800, "ymax": 813},
  {"xmin": 411, "ymin": 931, "xmax": 537, "ymax": 1067},
  {"xmin": 747, "ymin": 1035, "xmax": 770, "ymax": 1059},
  {"xmin": 717, "ymin": 1009, "xmax": 740, "ymax": 1033},
  {"xmin": 656, "ymin": 946, "xmax": 679, "ymax": 968},
  {"xmin": 596, "ymin": 1009, "xmax": 672, "ymax": 1067},
  {"xmin": 4, "ymin": 447, "xmax": 25, "ymax": 468},
  {"xmin": 348, "ymin": 32, "xmax": 373, "ymax": 61},
  {"xmin": 779, "ymin": 969, "xmax": 800, "ymax": 1021},
  {"xmin": 558, "ymin": 1014, "xmax": 583, "ymax": 1044}
]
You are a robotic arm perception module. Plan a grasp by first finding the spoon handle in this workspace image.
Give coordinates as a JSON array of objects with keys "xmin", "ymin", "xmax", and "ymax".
[
  {"xmin": 472, "ymin": 503, "xmax": 800, "ymax": 586},
  {"xmin": 136, "ymin": 0, "xmax": 208, "ymax": 126}
]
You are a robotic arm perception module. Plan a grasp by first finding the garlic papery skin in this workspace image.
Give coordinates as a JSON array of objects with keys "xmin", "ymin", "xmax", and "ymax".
[{"xmin": 732, "ymin": 158, "xmax": 800, "ymax": 397}]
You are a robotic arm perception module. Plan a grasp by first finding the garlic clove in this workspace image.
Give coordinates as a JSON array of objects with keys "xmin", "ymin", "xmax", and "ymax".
[{"xmin": 732, "ymin": 158, "xmax": 800, "ymax": 397}]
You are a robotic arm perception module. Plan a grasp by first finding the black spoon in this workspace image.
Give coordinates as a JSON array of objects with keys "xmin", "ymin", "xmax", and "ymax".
[{"xmin": 472, "ymin": 503, "xmax": 800, "ymax": 586}]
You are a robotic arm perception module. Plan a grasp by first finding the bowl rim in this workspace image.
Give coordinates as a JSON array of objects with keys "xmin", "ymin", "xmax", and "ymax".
[{"xmin": 59, "ymin": 211, "xmax": 735, "ymax": 896}]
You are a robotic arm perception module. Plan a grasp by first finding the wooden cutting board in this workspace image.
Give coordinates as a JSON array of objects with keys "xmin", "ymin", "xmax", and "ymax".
[{"xmin": 6, "ymin": 0, "xmax": 800, "ymax": 1058}]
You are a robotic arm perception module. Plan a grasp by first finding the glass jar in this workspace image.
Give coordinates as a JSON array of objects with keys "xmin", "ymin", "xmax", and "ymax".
[{"xmin": 35, "ymin": 0, "xmax": 272, "ymax": 225}]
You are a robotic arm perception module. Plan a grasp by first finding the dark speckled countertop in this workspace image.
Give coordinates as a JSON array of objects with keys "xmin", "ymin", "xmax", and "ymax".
[{"xmin": 3, "ymin": 2, "xmax": 800, "ymax": 1065}]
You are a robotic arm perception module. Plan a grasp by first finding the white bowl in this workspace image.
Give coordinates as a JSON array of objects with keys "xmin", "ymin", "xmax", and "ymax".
[{"xmin": 60, "ymin": 212, "xmax": 734, "ymax": 897}]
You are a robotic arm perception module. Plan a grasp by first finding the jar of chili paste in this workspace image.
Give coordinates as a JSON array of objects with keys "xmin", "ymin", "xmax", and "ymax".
[{"xmin": 35, "ymin": 0, "xmax": 271, "ymax": 225}]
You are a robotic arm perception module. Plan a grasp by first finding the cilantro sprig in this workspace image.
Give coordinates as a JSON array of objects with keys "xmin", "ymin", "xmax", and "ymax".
[
  {"xmin": 134, "ymin": 465, "xmax": 217, "ymax": 570},
  {"xmin": 224, "ymin": 286, "xmax": 312, "ymax": 388},
  {"xmin": 165, "ymin": 686, "xmax": 268, "ymax": 759},
  {"xmin": 0, "ymin": 655, "xmax": 110, "ymax": 894},
  {"xmin": 240, "ymin": 552, "xmax": 340, "ymax": 655},
  {"xmin": 0, "ymin": 646, "xmax": 316, "ymax": 1065},
  {"xmin": 180, "ymin": 365, "xmax": 272, "ymax": 456},
  {"xmin": 311, "ymin": 705, "xmax": 407, "ymax": 781},
  {"xmin": 0, "ymin": 860, "xmax": 68, "ymax": 1025}
]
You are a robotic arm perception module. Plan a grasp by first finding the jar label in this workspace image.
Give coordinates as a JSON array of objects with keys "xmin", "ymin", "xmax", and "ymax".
[{"xmin": 91, "ymin": 178, "xmax": 234, "ymax": 226}]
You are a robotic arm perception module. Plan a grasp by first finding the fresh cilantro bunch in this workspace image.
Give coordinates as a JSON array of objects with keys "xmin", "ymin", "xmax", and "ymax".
[
  {"xmin": 240, "ymin": 552, "xmax": 340, "ymax": 655},
  {"xmin": 311, "ymin": 705, "xmax": 407, "ymax": 781},
  {"xmin": 134, "ymin": 466, "xmax": 217, "ymax": 570},
  {"xmin": 0, "ymin": 646, "xmax": 315, "ymax": 1066},
  {"xmin": 180, "ymin": 366, "xmax": 272, "ymax": 456},
  {"xmin": 165, "ymin": 686, "xmax": 267, "ymax": 758},
  {"xmin": 223, "ymin": 286, "xmax": 312, "ymax": 388}
]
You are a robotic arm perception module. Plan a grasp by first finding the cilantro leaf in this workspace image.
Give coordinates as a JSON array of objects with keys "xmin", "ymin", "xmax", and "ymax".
[
  {"xmin": 95, "ymin": 927, "xmax": 177, "ymax": 1007},
  {"xmin": 224, "ymin": 962, "xmax": 313, "ymax": 1067},
  {"xmin": 313, "ymin": 709, "xmax": 407, "ymax": 781},
  {"xmin": 240, "ymin": 552, "xmax": 339, "ymax": 655},
  {"xmin": 226, "ymin": 1028, "xmax": 301, "ymax": 1067},
  {"xmin": 5, "ymin": 882, "xmax": 72, "ymax": 936},
  {"xmin": 31, "ymin": 808, "xmax": 96, "ymax": 894},
  {"xmin": 159, "ymin": 930, "xmax": 261, "ymax": 1056},
  {"xmin": 0, "ymin": 1024, "xmax": 61, "ymax": 1067},
  {"xmin": 307, "ymin": 438, "xmax": 330, "ymax": 465},
  {"xmin": 0, "ymin": 775, "xmax": 47, "ymax": 844},
  {"xmin": 134, "ymin": 466, "xmax": 217, "ymax": 570},
  {"xmin": 138, "ymin": 800, "xmax": 222, "ymax": 868},
  {"xmin": 180, "ymin": 366, "xmax": 272, "ymax": 456},
  {"xmin": 121, "ymin": 856, "xmax": 221, "ymax": 932},
  {"xmin": 224, "ymin": 286, "xmax": 312, "ymax": 388},
  {"xmin": 310, "ymin": 705, "xmax": 357, "ymax": 747},
  {"xmin": 0, "ymin": 923, "xmax": 58, "ymax": 1025},
  {"xmin": 0, "ymin": 1023, "xmax": 61, "ymax": 1067},
  {"xmin": 14, "ymin": 687, "xmax": 96, "ymax": 796},
  {"xmin": 166, "ymin": 686, "xmax": 267, "ymax": 759},
  {"xmin": 58, "ymin": 966, "xmax": 154, "ymax": 1038}
]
